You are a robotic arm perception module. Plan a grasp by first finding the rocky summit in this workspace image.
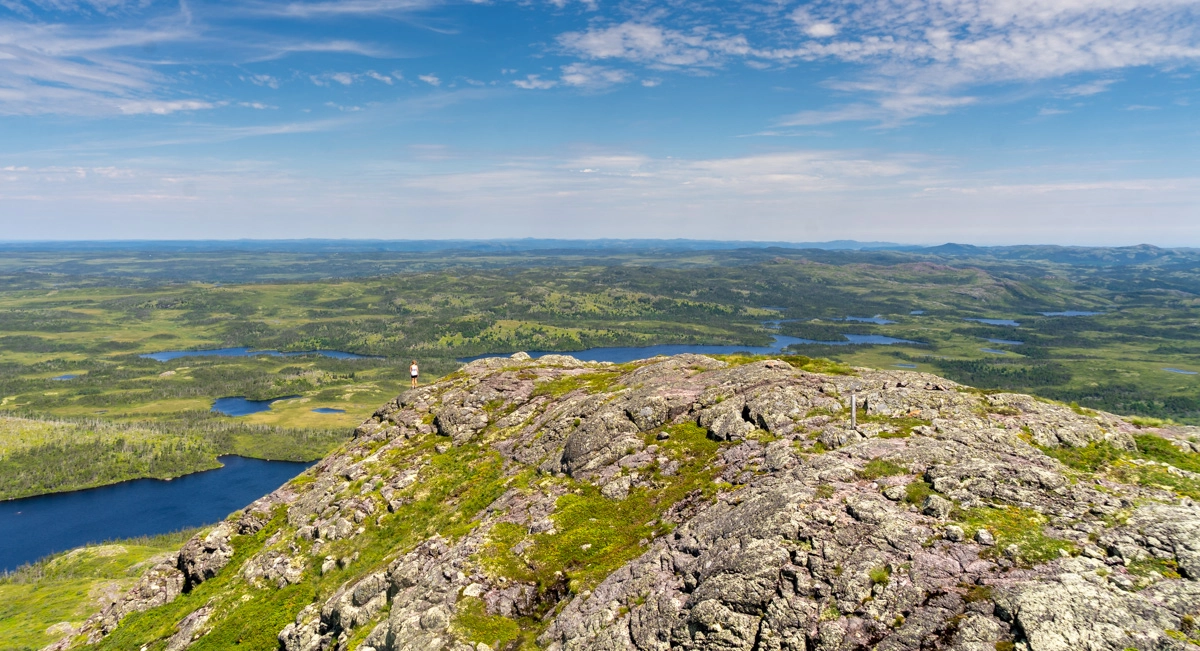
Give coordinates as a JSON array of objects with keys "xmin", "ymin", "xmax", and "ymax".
[{"xmin": 48, "ymin": 353, "xmax": 1200, "ymax": 651}]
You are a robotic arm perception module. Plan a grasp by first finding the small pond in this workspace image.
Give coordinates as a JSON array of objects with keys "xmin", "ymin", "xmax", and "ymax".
[
  {"xmin": 981, "ymin": 348, "xmax": 1010, "ymax": 355},
  {"xmin": 312, "ymin": 407, "xmax": 346, "ymax": 414},
  {"xmin": 986, "ymin": 338, "xmax": 1024, "ymax": 345},
  {"xmin": 909, "ymin": 310, "xmax": 925, "ymax": 315},
  {"xmin": 1041, "ymin": 311, "xmax": 1103, "ymax": 317},
  {"xmin": 894, "ymin": 363, "xmax": 918, "ymax": 369},
  {"xmin": 0, "ymin": 456, "xmax": 314, "ymax": 572},
  {"xmin": 840, "ymin": 316, "xmax": 896, "ymax": 325},
  {"xmin": 1164, "ymin": 368, "xmax": 1198, "ymax": 376},
  {"xmin": 212, "ymin": 395, "xmax": 299, "ymax": 417},
  {"xmin": 964, "ymin": 318, "xmax": 1020, "ymax": 327},
  {"xmin": 142, "ymin": 347, "xmax": 376, "ymax": 362},
  {"xmin": 51, "ymin": 374, "xmax": 79, "ymax": 380}
]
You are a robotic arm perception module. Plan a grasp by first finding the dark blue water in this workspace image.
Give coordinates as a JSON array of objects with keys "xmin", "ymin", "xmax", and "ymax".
[
  {"xmin": 51, "ymin": 374, "xmax": 79, "ymax": 380},
  {"xmin": 1041, "ymin": 311, "xmax": 1103, "ymax": 317},
  {"xmin": 981, "ymin": 348, "xmax": 1010, "ymax": 355},
  {"xmin": 894, "ymin": 363, "xmax": 918, "ymax": 368},
  {"xmin": 0, "ymin": 456, "xmax": 313, "ymax": 572},
  {"xmin": 1164, "ymin": 368, "xmax": 1198, "ymax": 376},
  {"xmin": 312, "ymin": 407, "xmax": 346, "ymax": 414},
  {"xmin": 212, "ymin": 395, "xmax": 299, "ymax": 416},
  {"xmin": 142, "ymin": 347, "xmax": 375, "ymax": 362},
  {"xmin": 965, "ymin": 318, "xmax": 1020, "ymax": 327},
  {"xmin": 986, "ymin": 338, "xmax": 1024, "ymax": 345},
  {"xmin": 840, "ymin": 316, "xmax": 896, "ymax": 325}
]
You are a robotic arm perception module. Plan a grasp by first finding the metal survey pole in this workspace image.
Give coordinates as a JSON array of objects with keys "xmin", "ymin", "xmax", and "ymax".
[{"xmin": 851, "ymin": 390, "xmax": 857, "ymax": 429}]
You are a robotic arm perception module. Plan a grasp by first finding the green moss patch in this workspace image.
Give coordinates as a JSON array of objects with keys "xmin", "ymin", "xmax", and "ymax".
[
  {"xmin": 1039, "ymin": 433, "xmax": 1200, "ymax": 499},
  {"xmin": 451, "ymin": 597, "xmax": 522, "ymax": 649},
  {"xmin": 904, "ymin": 480, "xmax": 934, "ymax": 505},
  {"xmin": 478, "ymin": 422, "xmax": 725, "ymax": 602},
  {"xmin": 956, "ymin": 506, "xmax": 1076, "ymax": 566},
  {"xmin": 860, "ymin": 415, "xmax": 932, "ymax": 439},
  {"xmin": 531, "ymin": 370, "xmax": 623, "ymax": 398},
  {"xmin": 857, "ymin": 458, "xmax": 908, "ymax": 480}
]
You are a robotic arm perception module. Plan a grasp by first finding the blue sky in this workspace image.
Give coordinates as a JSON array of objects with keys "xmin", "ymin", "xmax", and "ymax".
[{"xmin": 0, "ymin": 0, "xmax": 1197, "ymax": 244}]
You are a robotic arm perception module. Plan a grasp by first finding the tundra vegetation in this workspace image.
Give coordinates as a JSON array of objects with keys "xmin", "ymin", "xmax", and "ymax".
[
  {"xmin": 2, "ymin": 243, "xmax": 1199, "ymax": 649},
  {"xmin": 0, "ymin": 245, "xmax": 1197, "ymax": 499},
  {"xmin": 17, "ymin": 352, "xmax": 1200, "ymax": 651}
]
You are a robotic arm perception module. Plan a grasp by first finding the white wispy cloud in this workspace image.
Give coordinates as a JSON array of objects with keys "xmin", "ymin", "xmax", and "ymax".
[
  {"xmin": 244, "ymin": 0, "xmax": 436, "ymax": 18},
  {"xmin": 1061, "ymin": 79, "xmax": 1117, "ymax": 97},
  {"xmin": 512, "ymin": 74, "xmax": 556, "ymax": 90},
  {"xmin": 558, "ymin": 22, "xmax": 749, "ymax": 69},
  {"xmin": 555, "ymin": 1, "xmax": 1200, "ymax": 125},
  {"xmin": 0, "ymin": 18, "xmax": 219, "ymax": 116},
  {"xmin": 418, "ymin": 73, "xmax": 440, "ymax": 86},
  {"xmin": 244, "ymin": 73, "xmax": 281, "ymax": 89},
  {"xmin": 365, "ymin": 70, "xmax": 393, "ymax": 84},
  {"xmin": 559, "ymin": 63, "xmax": 629, "ymax": 89}
]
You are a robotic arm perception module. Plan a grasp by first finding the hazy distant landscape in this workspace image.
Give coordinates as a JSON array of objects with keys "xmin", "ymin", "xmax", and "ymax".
[{"xmin": 1, "ymin": 241, "xmax": 1197, "ymax": 503}]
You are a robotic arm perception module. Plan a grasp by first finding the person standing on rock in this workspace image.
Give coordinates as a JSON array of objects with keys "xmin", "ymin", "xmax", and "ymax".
[{"xmin": 410, "ymin": 360, "xmax": 419, "ymax": 388}]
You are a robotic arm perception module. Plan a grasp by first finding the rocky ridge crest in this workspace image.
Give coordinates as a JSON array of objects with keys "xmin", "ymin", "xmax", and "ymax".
[{"xmin": 50, "ymin": 352, "xmax": 1200, "ymax": 651}]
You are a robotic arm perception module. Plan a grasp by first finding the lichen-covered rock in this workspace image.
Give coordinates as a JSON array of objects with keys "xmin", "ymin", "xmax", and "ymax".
[
  {"xmin": 177, "ymin": 522, "xmax": 234, "ymax": 591},
  {"xmin": 63, "ymin": 353, "xmax": 1200, "ymax": 651},
  {"xmin": 42, "ymin": 554, "xmax": 186, "ymax": 650}
]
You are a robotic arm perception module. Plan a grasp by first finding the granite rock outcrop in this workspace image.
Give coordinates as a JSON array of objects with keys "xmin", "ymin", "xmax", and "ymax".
[{"xmin": 50, "ymin": 353, "xmax": 1200, "ymax": 651}]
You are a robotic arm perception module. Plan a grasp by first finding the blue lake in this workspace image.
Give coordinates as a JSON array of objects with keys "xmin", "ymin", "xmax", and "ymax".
[
  {"xmin": 981, "ymin": 348, "xmax": 1010, "ymax": 355},
  {"xmin": 965, "ymin": 318, "xmax": 1021, "ymax": 327},
  {"xmin": 0, "ymin": 456, "xmax": 313, "ymax": 572},
  {"xmin": 51, "ymin": 374, "xmax": 79, "ymax": 380},
  {"xmin": 462, "ymin": 333, "xmax": 919, "ymax": 364},
  {"xmin": 910, "ymin": 310, "xmax": 926, "ymax": 315},
  {"xmin": 212, "ymin": 395, "xmax": 299, "ymax": 416},
  {"xmin": 1041, "ymin": 311, "xmax": 1103, "ymax": 317},
  {"xmin": 142, "ymin": 347, "xmax": 375, "ymax": 362},
  {"xmin": 986, "ymin": 338, "xmax": 1024, "ymax": 345},
  {"xmin": 312, "ymin": 407, "xmax": 346, "ymax": 414},
  {"xmin": 840, "ymin": 316, "xmax": 896, "ymax": 325},
  {"xmin": 894, "ymin": 363, "xmax": 918, "ymax": 369},
  {"xmin": 1164, "ymin": 368, "xmax": 1198, "ymax": 376}
]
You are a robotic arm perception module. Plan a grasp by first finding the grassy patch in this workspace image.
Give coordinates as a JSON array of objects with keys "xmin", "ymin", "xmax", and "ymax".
[
  {"xmin": 956, "ymin": 506, "xmax": 1076, "ymax": 566},
  {"xmin": 478, "ymin": 422, "xmax": 724, "ymax": 601},
  {"xmin": 1039, "ymin": 433, "xmax": 1200, "ymax": 499},
  {"xmin": 0, "ymin": 530, "xmax": 199, "ymax": 651},
  {"xmin": 861, "ymin": 415, "xmax": 932, "ymax": 439},
  {"xmin": 1133, "ymin": 434, "xmax": 1200, "ymax": 473},
  {"xmin": 1110, "ymin": 462, "xmax": 1200, "ymax": 501},
  {"xmin": 1126, "ymin": 557, "xmax": 1181, "ymax": 581},
  {"xmin": 1039, "ymin": 441, "xmax": 1127, "ymax": 473},
  {"xmin": 904, "ymin": 480, "xmax": 934, "ymax": 505},
  {"xmin": 530, "ymin": 370, "xmax": 623, "ymax": 399},
  {"xmin": 857, "ymin": 458, "xmax": 908, "ymax": 480},
  {"xmin": 451, "ymin": 597, "xmax": 522, "ymax": 649}
]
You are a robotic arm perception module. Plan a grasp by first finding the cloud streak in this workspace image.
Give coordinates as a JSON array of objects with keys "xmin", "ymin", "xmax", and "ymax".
[{"xmin": 554, "ymin": 0, "xmax": 1200, "ymax": 124}]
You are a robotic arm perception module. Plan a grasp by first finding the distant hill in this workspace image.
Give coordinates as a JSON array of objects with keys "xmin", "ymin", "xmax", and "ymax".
[{"xmin": 0, "ymin": 238, "xmax": 916, "ymax": 253}]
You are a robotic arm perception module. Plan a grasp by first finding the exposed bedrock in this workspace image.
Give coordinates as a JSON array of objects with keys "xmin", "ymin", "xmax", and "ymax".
[{"xmin": 54, "ymin": 352, "xmax": 1200, "ymax": 651}]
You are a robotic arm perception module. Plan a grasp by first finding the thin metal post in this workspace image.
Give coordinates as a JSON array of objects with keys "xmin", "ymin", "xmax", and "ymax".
[{"xmin": 851, "ymin": 391, "xmax": 857, "ymax": 429}]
